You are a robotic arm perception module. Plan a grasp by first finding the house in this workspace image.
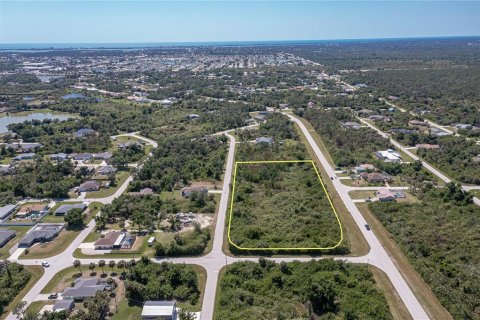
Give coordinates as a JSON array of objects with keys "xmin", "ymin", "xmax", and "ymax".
[
  {"xmin": 18, "ymin": 223, "xmax": 65, "ymax": 247},
  {"xmin": 3, "ymin": 142, "xmax": 42, "ymax": 153},
  {"xmin": 93, "ymin": 231, "xmax": 127, "ymax": 250},
  {"xmin": 139, "ymin": 188, "xmax": 154, "ymax": 195},
  {"xmin": 455, "ymin": 123, "xmax": 472, "ymax": 130},
  {"xmin": 354, "ymin": 164, "xmax": 376, "ymax": 173},
  {"xmin": 54, "ymin": 203, "xmax": 87, "ymax": 216},
  {"xmin": 0, "ymin": 204, "xmax": 16, "ymax": 220},
  {"xmin": 53, "ymin": 300, "xmax": 74, "ymax": 313},
  {"xmin": 390, "ymin": 128, "xmax": 416, "ymax": 135},
  {"xmin": 0, "ymin": 229, "xmax": 16, "ymax": 248},
  {"xmin": 429, "ymin": 127, "xmax": 450, "ymax": 137},
  {"xmin": 93, "ymin": 152, "xmax": 113, "ymax": 161},
  {"xmin": 62, "ymin": 278, "xmax": 108, "ymax": 301},
  {"xmin": 181, "ymin": 186, "xmax": 208, "ymax": 198},
  {"xmin": 118, "ymin": 141, "xmax": 142, "ymax": 150},
  {"xmin": 366, "ymin": 172, "xmax": 387, "ymax": 183},
  {"xmin": 375, "ymin": 149, "xmax": 402, "ymax": 163},
  {"xmin": 50, "ymin": 153, "xmax": 68, "ymax": 161},
  {"xmin": 254, "ymin": 114, "xmax": 266, "ymax": 122},
  {"xmin": 70, "ymin": 153, "xmax": 93, "ymax": 161},
  {"xmin": 0, "ymin": 166, "xmax": 12, "ymax": 175},
  {"xmin": 75, "ymin": 128, "xmax": 96, "ymax": 138},
  {"xmin": 415, "ymin": 144, "xmax": 440, "ymax": 150},
  {"xmin": 13, "ymin": 153, "xmax": 35, "ymax": 161},
  {"xmin": 342, "ymin": 122, "xmax": 361, "ymax": 130},
  {"xmin": 187, "ymin": 114, "xmax": 200, "ymax": 120},
  {"xmin": 16, "ymin": 204, "xmax": 47, "ymax": 219},
  {"xmin": 368, "ymin": 115, "xmax": 387, "ymax": 122},
  {"xmin": 96, "ymin": 166, "xmax": 117, "ymax": 176},
  {"xmin": 161, "ymin": 99, "xmax": 173, "ymax": 106},
  {"xmin": 255, "ymin": 137, "xmax": 274, "ymax": 145},
  {"xmin": 376, "ymin": 189, "xmax": 396, "ymax": 202},
  {"xmin": 78, "ymin": 180, "xmax": 101, "ymax": 192},
  {"xmin": 408, "ymin": 120, "xmax": 429, "ymax": 127},
  {"xmin": 141, "ymin": 301, "xmax": 177, "ymax": 320}
]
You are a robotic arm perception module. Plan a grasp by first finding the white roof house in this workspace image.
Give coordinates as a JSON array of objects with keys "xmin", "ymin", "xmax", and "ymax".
[{"xmin": 141, "ymin": 301, "xmax": 177, "ymax": 320}]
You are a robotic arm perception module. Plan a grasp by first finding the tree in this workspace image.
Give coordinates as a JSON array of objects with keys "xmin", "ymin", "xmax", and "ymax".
[
  {"xmin": 73, "ymin": 259, "xmax": 82, "ymax": 274},
  {"xmin": 108, "ymin": 260, "xmax": 116, "ymax": 274},
  {"xmin": 64, "ymin": 209, "xmax": 85, "ymax": 230},
  {"xmin": 88, "ymin": 262, "xmax": 96, "ymax": 274},
  {"xmin": 13, "ymin": 301, "xmax": 27, "ymax": 319},
  {"xmin": 179, "ymin": 309, "xmax": 196, "ymax": 320},
  {"xmin": 99, "ymin": 260, "xmax": 106, "ymax": 275}
]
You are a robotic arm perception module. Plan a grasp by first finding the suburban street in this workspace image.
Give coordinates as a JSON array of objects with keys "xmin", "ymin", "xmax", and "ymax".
[{"xmin": 6, "ymin": 121, "xmax": 433, "ymax": 320}]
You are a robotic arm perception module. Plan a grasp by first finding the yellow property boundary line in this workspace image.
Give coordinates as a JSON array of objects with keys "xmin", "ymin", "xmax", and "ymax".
[{"xmin": 227, "ymin": 159, "xmax": 344, "ymax": 251}]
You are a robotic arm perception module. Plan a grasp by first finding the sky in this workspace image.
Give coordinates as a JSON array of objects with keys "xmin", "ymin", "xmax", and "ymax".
[{"xmin": 1, "ymin": 1, "xmax": 480, "ymax": 44}]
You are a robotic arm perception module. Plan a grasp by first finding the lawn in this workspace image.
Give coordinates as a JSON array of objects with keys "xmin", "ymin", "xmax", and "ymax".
[
  {"xmin": 20, "ymin": 229, "xmax": 79, "ymax": 260},
  {"xmin": 0, "ymin": 226, "xmax": 31, "ymax": 259},
  {"xmin": 349, "ymin": 190, "xmax": 377, "ymax": 199},
  {"xmin": 85, "ymin": 171, "xmax": 130, "ymax": 199},
  {"xmin": 25, "ymin": 301, "xmax": 54, "ymax": 315},
  {"xmin": 229, "ymin": 161, "xmax": 343, "ymax": 252}
]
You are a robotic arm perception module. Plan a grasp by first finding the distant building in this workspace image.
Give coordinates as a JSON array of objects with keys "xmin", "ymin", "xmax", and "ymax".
[
  {"xmin": 118, "ymin": 141, "xmax": 142, "ymax": 150},
  {"xmin": 139, "ymin": 188, "xmax": 154, "ymax": 195},
  {"xmin": 342, "ymin": 122, "xmax": 361, "ymax": 130},
  {"xmin": 70, "ymin": 153, "xmax": 93, "ymax": 161},
  {"xmin": 141, "ymin": 301, "xmax": 177, "ymax": 320},
  {"xmin": 62, "ymin": 278, "xmax": 108, "ymax": 301},
  {"xmin": 455, "ymin": 123, "xmax": 472, "ymax": 130},
  {"xmin": 75, "ymin": 128, "xmax": 96, "ymax": 138},
  {"xmin": 415, "ymin": 144, "xmax": 440, "ymax": 150},
  {"xmin": 255, "ymin": 137, "xmax": 274, "ymax": 145},
  {"xmin": 181, "ymin": 186, "xmax": 208, "ymax": 198},
  {"xmin": 354, "ymin": 164, "xmax": 376, "ymax": 173},
  {"xmin": 96, "ymin": 166, "xmax": 117, "ymax": 176},
  {"xmin": 93, "ymin": 152, "xmax": 113, "ymax": 161},
  {"xmin": 187, "ymin": 114, "xmax": 200, "ymax": 120},
  {"xmin": 13, "ymin": 153, "xmax": 35, "ymax": 161},
  {"xmin": 390, "ymin": 128, "xmax": 416, "ymax": 135},
  {"xmin": 0, "ymin": 229, "xmax": 16, "ymax": 248},
  {"xmin": 54, "ymin": 203, "xmax": 87, "ymax": 216},
  {"xmin": 429, "ymin": 127, "xmax": 451, "ymax": 137},
  {"xmin": 18, "ymin": 223, "xmax": 65, "ymax": 247},
  {"xmin": 78, "ymin": 180, "xmax": 101, "ymax": 192},
  {"xmin": 161, "ymin": 99, "xmax": 173, "ymax": 106},
  {"xmin": 50, "ymin": 153, "xmax": 68, "ymax": 161},
  {"xmin": 53, "ymin": 300, "xmax": 74, "ymax": 313},
  {"xmin": 2, "ymin": 142, "xmax": 42, "ymax": 153},
  {"xmin": 376, "ymin": 189, "xmax": 396, "ymax": 202},
  {"xmin": 375, "ymin": 149, "xmax": 402, "ymax": 163},
  {"xmin": 408, "ymin": 120, "xmax": 429, "ymax": 127}
]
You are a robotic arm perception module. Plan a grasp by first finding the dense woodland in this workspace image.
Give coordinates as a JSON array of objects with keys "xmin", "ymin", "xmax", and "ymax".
[
  {"xmin": 216, "ymin": 260, "xmax": 392, "ymax": 320},
  {"xmin": 368, "ymin": 184, "xmax": 479, "ymax": 319},
  {"xmin": 0, "ymin": 263, "xmax": 31, "ymax": 315},
  {"xmin": 124, "ymin": 258, "xmax": 201, "ymax": 306}
]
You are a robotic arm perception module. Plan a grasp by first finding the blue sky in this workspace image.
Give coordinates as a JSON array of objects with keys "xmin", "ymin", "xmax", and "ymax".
[{"xmin": 1, "ymin": 1, "xmax": 479, "ymax": 43}]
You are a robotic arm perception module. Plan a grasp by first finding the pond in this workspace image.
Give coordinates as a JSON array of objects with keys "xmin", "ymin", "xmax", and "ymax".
[{"xmin": 0, "ymin": 111, "xmax": 77, "ymax": 133}]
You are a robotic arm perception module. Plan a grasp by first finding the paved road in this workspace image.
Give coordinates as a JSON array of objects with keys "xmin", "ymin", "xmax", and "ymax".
[
  {"xmin": 7, "ymin": 126, "xmax": 431, "ymax": 320},
  {"xmin": 285, "ymin": 113, "xmax": 430, "ymax": 320}
]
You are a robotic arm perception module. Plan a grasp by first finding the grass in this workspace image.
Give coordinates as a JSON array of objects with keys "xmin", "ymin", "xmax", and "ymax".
[
  {"xmin": 0, "ymin": 226, "xmax": 31, "ymax": 260},
  {"xmin": 0, "ymin": 157, "xmax": 12, "ymax": 165},
  {"xmin": 294, "ymin": 119, "xmax": 370, "ymax": 256},
  {"xmin": 349, "ymin": 190, "xmax": 376, "ymax": 199},
  {"xmin": 369, "ymin": 266, "xmax": 412, "ymax": 320},
  {"xmin": 85, "ymin": 171, "xmax": 130, "ymax": 199},
  {"xmin": 1, "ymin": 265, "xmax": 44, "ymax": 319},
  {"xmin": 25, "ymin": 301, "xmax": 54, "ymax": 315},
  {"xmin": 110, "ymin": 300, "xmax": 142, "ymax": 320},
  {"xmin": 20, "ymin": 230, "xmax": 79, "ymax": 260},
  {"xmin": 356, "ymin": 203, "xmax": 452, "ymax": 320}
]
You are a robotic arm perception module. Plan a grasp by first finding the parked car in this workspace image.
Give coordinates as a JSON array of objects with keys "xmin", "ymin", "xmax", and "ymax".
[
  {"xmin": 365, "ymin": 224, "xmax": 371, "ymax": 231},
  {"xmin": 41, "ymin": 261, "xmax": 50, "ymax": 267},
  {"xmin": 48, "ymin": 293, "xmax": 58, "ymax": 299}
]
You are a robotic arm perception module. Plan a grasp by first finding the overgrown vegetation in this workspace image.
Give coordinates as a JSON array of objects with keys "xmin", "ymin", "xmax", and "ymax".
[
  {"xmin": 215, "ymin": 260, "xmax": 392, "ymax": 320},
  {"xmin": 0, "ymin": 262, "xmax": 31, "ymax": 315}
]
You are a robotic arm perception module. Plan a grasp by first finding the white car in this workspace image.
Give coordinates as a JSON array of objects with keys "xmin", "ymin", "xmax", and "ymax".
[{"xmin": 41, "ymin": 261, "xmax": 50, "ymax": 268}]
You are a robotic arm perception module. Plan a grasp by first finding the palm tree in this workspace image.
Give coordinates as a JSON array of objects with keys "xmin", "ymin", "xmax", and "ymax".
[
  {"xmin": 73, "ymin": 259, "xmax": 82, "ymax": 274},
  {"xmin": 109, "ymin": 260, "xmax": 116, "ymax": 274},
  {"xmin": 99, "ymin": 260, "xmax": 106, "ymax": 275},
  {"xmin": 88, "ymin": 262, "xmax": 96, "ymax": 275}
]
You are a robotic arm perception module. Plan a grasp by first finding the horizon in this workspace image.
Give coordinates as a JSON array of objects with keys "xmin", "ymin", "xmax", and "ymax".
[{"xmin": 1, "ymin": 1, "xmax": 480, "ymax": 44}]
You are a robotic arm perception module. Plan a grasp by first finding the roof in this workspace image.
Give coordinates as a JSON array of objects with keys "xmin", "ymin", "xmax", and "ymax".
[
  {"xmin": 79, "ymin": 180, "xmax": 100, "ymax": 190},
  {"xmin": 0, "ymin": 204, "xmax": 16, "ymax": 219},
  {"xmin": 0, "ymin": 229, "xmax": 16, "ymax": 245},
  {"xmin": 141, "ymin": 301, "xmax": 176, "ymax": 317},
  {"xmin": 139, "ymin": 188, "xmax": 154, "ymax": 195},
  {"xmin": 14, "ymin": 153, "xmax": 35, "ymax": 160},
  {"xmin": 55, "ymin": 203, "xmax": 87, "ymax": 215},
  {"xmin": 53, "ymin": 299, "xmax": 74, "ymax": 311},
  {"xmin": 19, "ymin": 223, "xmax": 64, "ymax": 246},
  {"xmin": 63, "ymin": 278, "xmax": 107, "ymax": 299},
  {"xmin": 255, "ymin": 137, "xmax": 274, "ymax": 144},
  {"xmin": 94, "ymin": 231, "xmax": 122, "ymax": 247}
]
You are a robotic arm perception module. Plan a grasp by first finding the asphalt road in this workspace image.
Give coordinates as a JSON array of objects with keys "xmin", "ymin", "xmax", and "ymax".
[{"xmin": 7, "ymin": 126, "xmax": 431, "ymax": 320}]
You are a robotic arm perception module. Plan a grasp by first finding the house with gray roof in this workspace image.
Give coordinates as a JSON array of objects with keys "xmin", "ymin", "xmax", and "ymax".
[
  {"xmin": 18, "ymin": 223, "xmax": 65, "ymax": 248},
  {"xmin": 93, "ymin": 152, "xmax": 113, "ymax": 161},
  {"xmin": 13, "ymin": 153, "xmax": 35, "ymax": 161},
  {"xmin": 53, "ymin": 300, "xmax": 74, "ymax": 313},
  {"xmin": 255, "ymin": 137, "xmax": 274, "ymax": 145},
  {"xmin": 0, "ymin": 229, "xmax": 16, "ymax": 248},
  {"xmin": 96, "ymin": 166, "xmax": 117, "ymax": 176},
  {"xmin": 75, "ymin": 128, "xmax": 96, "ymax": 138},
  {"xmin": 50, "ymin": 153, "xmax": 68, "ymax": 161},
  {"xmin": 0, "ymin": 204, "xmax": 16, "ymax": 220},
  {"xmin": 54, "ymin": 203, "xmax": 87, "ymax": 216},
  {"xmin": 70, "ymin": 153, "xmax": 93, "ymax": 161},
  {"xmin": 62, "ymin": 278, "xmax": 108, "ymax": 301},
  {"xmin": 78, "ymin": 180, "xmax": 101, "ymax": 192}
]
